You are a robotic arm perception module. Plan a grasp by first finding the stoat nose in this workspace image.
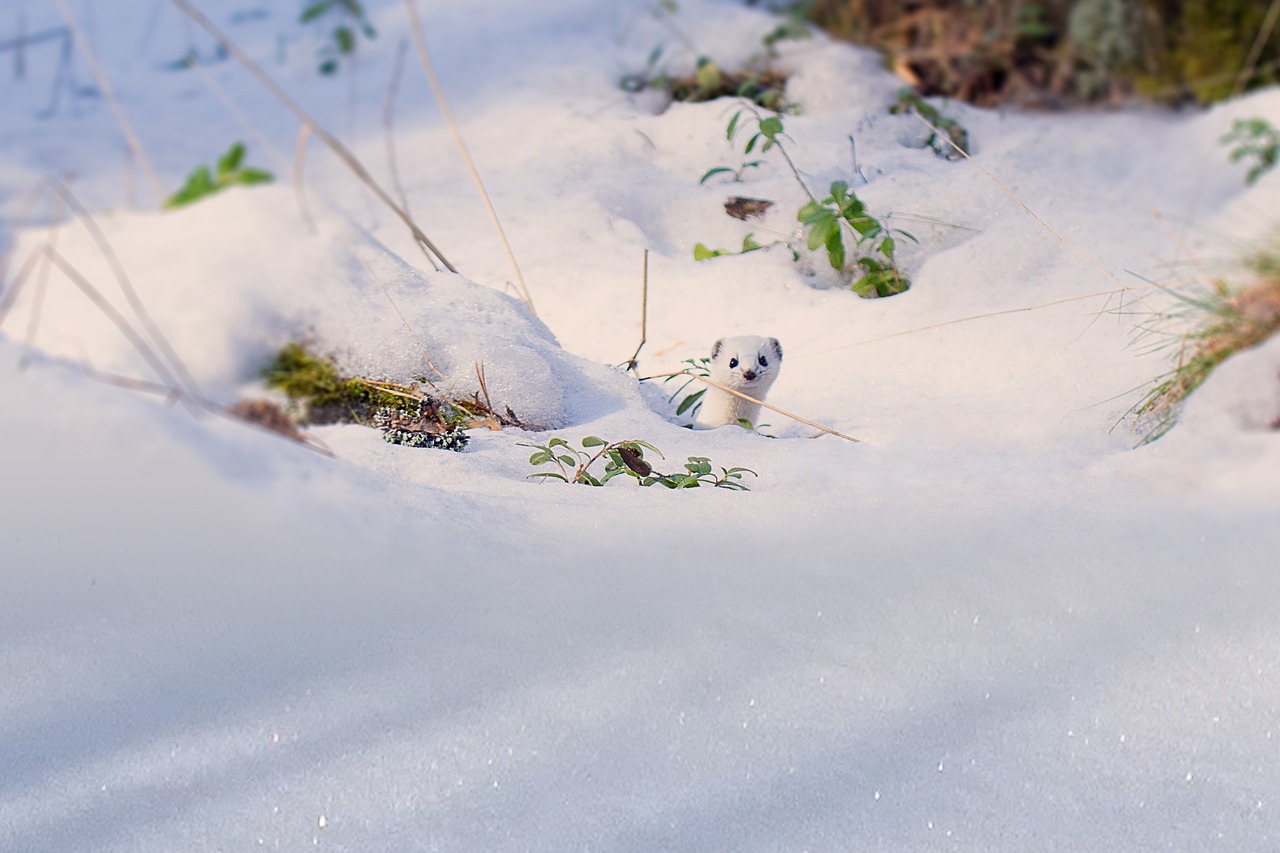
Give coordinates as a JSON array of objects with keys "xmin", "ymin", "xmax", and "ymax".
[{"xmin": 742, "ymin": 370, "xmax": 757, "ymax": 381}]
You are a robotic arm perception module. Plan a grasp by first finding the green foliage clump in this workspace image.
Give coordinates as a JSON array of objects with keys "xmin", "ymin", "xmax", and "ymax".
[
  {"xmin": 300, "ymin": 0, "xmax": 377, "ymax": 75},
  {"xmin": 1221, "ymin": 118, "xmax": 1280, "ymax": 187},
  {"xmin": 695, "ymin": 109, "xmax": 913, "ymax": 298},
  {"xmin": 164, "ymin": 142, "xmax": 272, "ymax": 209},
  {"xmin": 663, "ymin": 356, "xmax": 711, "ymax": 420},
  {"xmin": 798, "ymin": 179, "xmax": 914, "ymax": 297},
  {"xmin": 889, "ymin": 90, "xmax": 970, "ymax": 160},
  {"xmin": 524, "ymin": 436, "xmax": 755, "ymax": 490}
]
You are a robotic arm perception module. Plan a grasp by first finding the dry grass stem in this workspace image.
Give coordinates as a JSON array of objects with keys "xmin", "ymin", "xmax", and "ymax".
[
  {"xmin": 46, "ymin": 176, "xmax": 204, "ymax": 399},
  {"xmin": 798, "ymin": 283, "xmax": 1159, "ymax": 360},
  {"xmin": 53, "ymin": 0, "xmax": 165, "ymax": 204},
  {"xmin": 646, "ymin": 370, "xmax": 861, "ymax": 443},
  {"xmin": 38, "ymin": 245, "xmax": 199, "ymax": 412},
  {"xmin": 402, "ymin": 0, "xmax": 535, "ymax": 313},
  {"xmin": 26, "ymin": 183, "xmax": 70, "ymax": 351},
  {"xmin": 910, "ymin": 112, "xmax": 1125, "ymax": 291},
  {"xmin": 625, "ymin": 248, "xmax": 649, "ymax": 371},
  {"xmin": 167, "ymin": 0, "xmax": 456, "ymax": 273},
  {"xmin": 383, "ymin": 38, "xmax": 413, "ymax": 216}
]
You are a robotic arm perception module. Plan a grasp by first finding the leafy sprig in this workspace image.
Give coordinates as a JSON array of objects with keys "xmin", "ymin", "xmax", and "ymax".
[
  {"xmin": 524, "ymin": 435, "xmax": 755, "ymax": 490},
  {"xmin": 164, "ymin": 142, "xmax": 272, "ymax": 209}
]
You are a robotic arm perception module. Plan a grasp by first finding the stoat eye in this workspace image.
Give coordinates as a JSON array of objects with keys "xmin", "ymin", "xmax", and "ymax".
[
  {"xmin": 729, "ymin": 357, "xmax": 738, "ymax": 369},
  {"xmin": 758, "ymin": 354, "xmax": 768, "ymax": 367}
]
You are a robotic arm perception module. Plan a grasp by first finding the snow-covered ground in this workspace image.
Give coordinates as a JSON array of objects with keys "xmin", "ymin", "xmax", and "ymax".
[{"xmin": 2, "ymin": 1, "xmax": 1279, "ymax": 850}]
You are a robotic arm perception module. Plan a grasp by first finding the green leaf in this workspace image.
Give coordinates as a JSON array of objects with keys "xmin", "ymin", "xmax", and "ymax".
[
  {"xmin": 695, "ymin": 57, "xmax": 721, "ymax": 93},
  {"xmin": 758, "ymin": 116, "xmax": 784, "ymax": 139},
  {"xmin": 233, "ymin": 168, "xmax": 274, "ymax": 186},
  {"xmin": 528, "ymin": 450, "xmax": 552, "ymax": 465},
  {"xmin": 726, "ymin": 109, "xmax": 742, "ymax": 141},
  {"xmin": 743, "ymin": 133, "xmax": 760, "ymax": 154},
  {"xmin": 880, "ymin": 236, "xmax": 895, "ymax": 258},
  {"xmin": 216, "ymin": 142, "xmax": 245, "ymax": 179},
  {"xmin": 700, "ymin": 166, "xmax": 733, "ymax": 185},
  {"xmin": 828, "ymin": 179, "xmax": 848, "ymax": 204},
  {"xmin": 797, "ymin": 200, "xmax": 827, "ymax": 225},
  {"xmin": 334, "ymin": 25, "xmax": 356, "ymax": 55},
  {"xmin": 684, "ymin": 457, "xmax": 712, "ymax": 475},
  {"xmin": 528, "ymin": 471, "xmax": 568, "ymax": 482},
  {"xmin": 806, "ymin": 216, "xmax": 834, "ymax": 251},
  {"xmin": 557, "ymin": 454, "xmax": 578, "ymax": 467},
  {"xmin": 300, "ymin": 2, "xmax": 330, "ymax": 24},
  {"xmin": 318, "ymin": 59, "xmax": 338, "ymax": 75},
  {"xmin": 548, "ymin": 437, "xmax": 570, "ymax": 449},
  {"xmin": 693, "ymin": 243, "xmax": 722, "ymax": 261},
  {"xmin": 675, "ymin": 388, "xmax": 705, "ymax": 415},
  {"xmin": 742, "ymin": 233, "xmax": 763, "ymax": 252},
  {"xmin": 825, "ymin": 227, "xmax": 845, "ymax": 270},
  {"xmin": 581, "ymin": 435, "xmax": 607, "ymax": 447}
]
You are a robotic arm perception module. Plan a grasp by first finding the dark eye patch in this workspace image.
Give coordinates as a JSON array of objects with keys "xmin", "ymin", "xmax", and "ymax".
[
  {"xmin": 729, "ymin": 357, "xmax": 739, "ymax": 369},
  {"xmin": 758, "ymin": 355, "xmax": 768, "ymax": 367}
]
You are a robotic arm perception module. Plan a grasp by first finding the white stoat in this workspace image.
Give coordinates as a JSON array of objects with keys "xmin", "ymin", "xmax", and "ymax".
[{"xmin": 695, "ymin": 335, "xmax": 783, "ymax": 428}]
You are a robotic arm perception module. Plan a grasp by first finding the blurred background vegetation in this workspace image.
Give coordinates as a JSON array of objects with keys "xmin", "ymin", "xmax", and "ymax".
[{"xmin": 791, "ymin": 0, "xmax": 1280, "ymax": 107}]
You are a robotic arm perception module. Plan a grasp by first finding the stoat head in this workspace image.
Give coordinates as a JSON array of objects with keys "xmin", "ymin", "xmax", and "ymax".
[{"xmin": 709, "ymin": 335, "xmax": 783, "ymax": 391}]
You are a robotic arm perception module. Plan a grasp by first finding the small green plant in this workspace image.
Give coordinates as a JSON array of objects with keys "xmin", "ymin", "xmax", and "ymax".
[
  {"xmin": 1221, "ymin": 118, "xmax": 1280, "ymax": 187},
  {"xmin": 300, "ymin": 0, "xmax": 377, "ymax": 75},
  {"xmin": 695, "ymin": 108, "xmax": 913, "ymax": 297},
  {"xmin": 761, "ymin": 15, "xmax": 812, "ymax": 56},
  {"xmin": 889, "ymin": 89, "xmax": 970, "ymax": 160},
  {"xmin": 164, "ymin": 142, "xmax": 272, "ymax": 209},
  {"xmin": 700, "ymin": 159, "xmax": 763, "ymax": 185},
  {"xmin": 663, "ymin": 356, "xmax": 711, "ymax": 419},
  {"xmin": 524, "ymin": 436, "xmax": 755, "ymax": 489}
]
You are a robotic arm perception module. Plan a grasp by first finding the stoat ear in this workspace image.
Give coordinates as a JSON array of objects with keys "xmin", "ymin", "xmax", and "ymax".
[
  {"xmin": 768, "ymin": 338, "xmax": 783, "ymax": 361},
  {"xmin": 711, "ymin": 338, "xmax": 725, "ymax": 360}
]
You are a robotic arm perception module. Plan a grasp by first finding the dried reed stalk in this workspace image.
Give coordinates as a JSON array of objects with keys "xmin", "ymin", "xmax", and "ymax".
[
  {"xmin": 52, "ymin": 0, "xmax": 165, "ymax": 204},
  {"xmin": 645, "ymin": 370, "xmax": 861, "ymax": 443},
  {"xmin": 402, "ymin": 0, "xmax": 535, "ymax": 313}
]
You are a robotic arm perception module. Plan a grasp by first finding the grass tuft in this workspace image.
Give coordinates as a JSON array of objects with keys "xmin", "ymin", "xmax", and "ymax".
[{"xmin": 1135, "ymin": 245, "xmax": 1280, "ymax": 442}]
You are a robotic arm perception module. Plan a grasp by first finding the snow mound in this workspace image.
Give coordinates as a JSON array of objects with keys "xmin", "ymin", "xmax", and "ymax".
[{"xmin": 7, "ymin": 187, "xmax": 625, "ymax": 428}]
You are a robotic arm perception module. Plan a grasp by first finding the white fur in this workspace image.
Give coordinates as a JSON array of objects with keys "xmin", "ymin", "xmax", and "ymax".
[{"xmin": 695, "ymin": 335, "xmax": 783, "ymax": 428}]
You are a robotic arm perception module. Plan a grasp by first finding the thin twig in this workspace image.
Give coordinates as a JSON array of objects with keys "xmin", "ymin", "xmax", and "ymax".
[
  {"xmin": 625, "ymin": 248, "xmax": 649, "ymax": 371},
  {"xmin": 292, "ymin": 124, "xmax": 318, "ymax": 235},
  {"xmin": 910, "ymin": 111, "xmax": 1125, "ymax": 290},
  {"xmin": 0, "ymin": 247, "xmax": 42, "ymax": 330},
  {"xmin": 39, "ymin": 245, "xmax": 200, "ymax": 414},
  {"xmin": 643, "ymin": 370, "xmax": 861, "ymax": 443},
  {"xmin": 167, "ymin": 0, "xmax": 456, "ymax": 273},
  {"xmin": 52, "ymin": 0, "xmax": 165, "ymax": 204},
  {"xmin": 383, "ymin": 38, "xmax": 413, "ymax": 216},
  {"xmin": 0, "ymin": 181, "xmax": 50, "ymax": 293},
  {"xmin": 796, "ymin": 282, "xmax": 1162, "ymax": 360},
  {"xmin": 24, "ymin": 181, "xmax": 71, "ymax": 354},
  {"xmin": 402, "ymin": 0, "xmax": 534, "ymax": 313}
]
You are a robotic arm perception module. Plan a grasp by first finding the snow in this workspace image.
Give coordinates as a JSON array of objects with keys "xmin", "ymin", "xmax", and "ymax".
[{"xmin": 2, "ymin": 0, "xmax": 1279, "ymax": 850}]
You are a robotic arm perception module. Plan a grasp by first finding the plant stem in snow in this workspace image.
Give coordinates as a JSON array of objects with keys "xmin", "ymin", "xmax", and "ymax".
[{"xmin": 403, "ymin": 0, "xmax": 536, "ymax": 315}]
